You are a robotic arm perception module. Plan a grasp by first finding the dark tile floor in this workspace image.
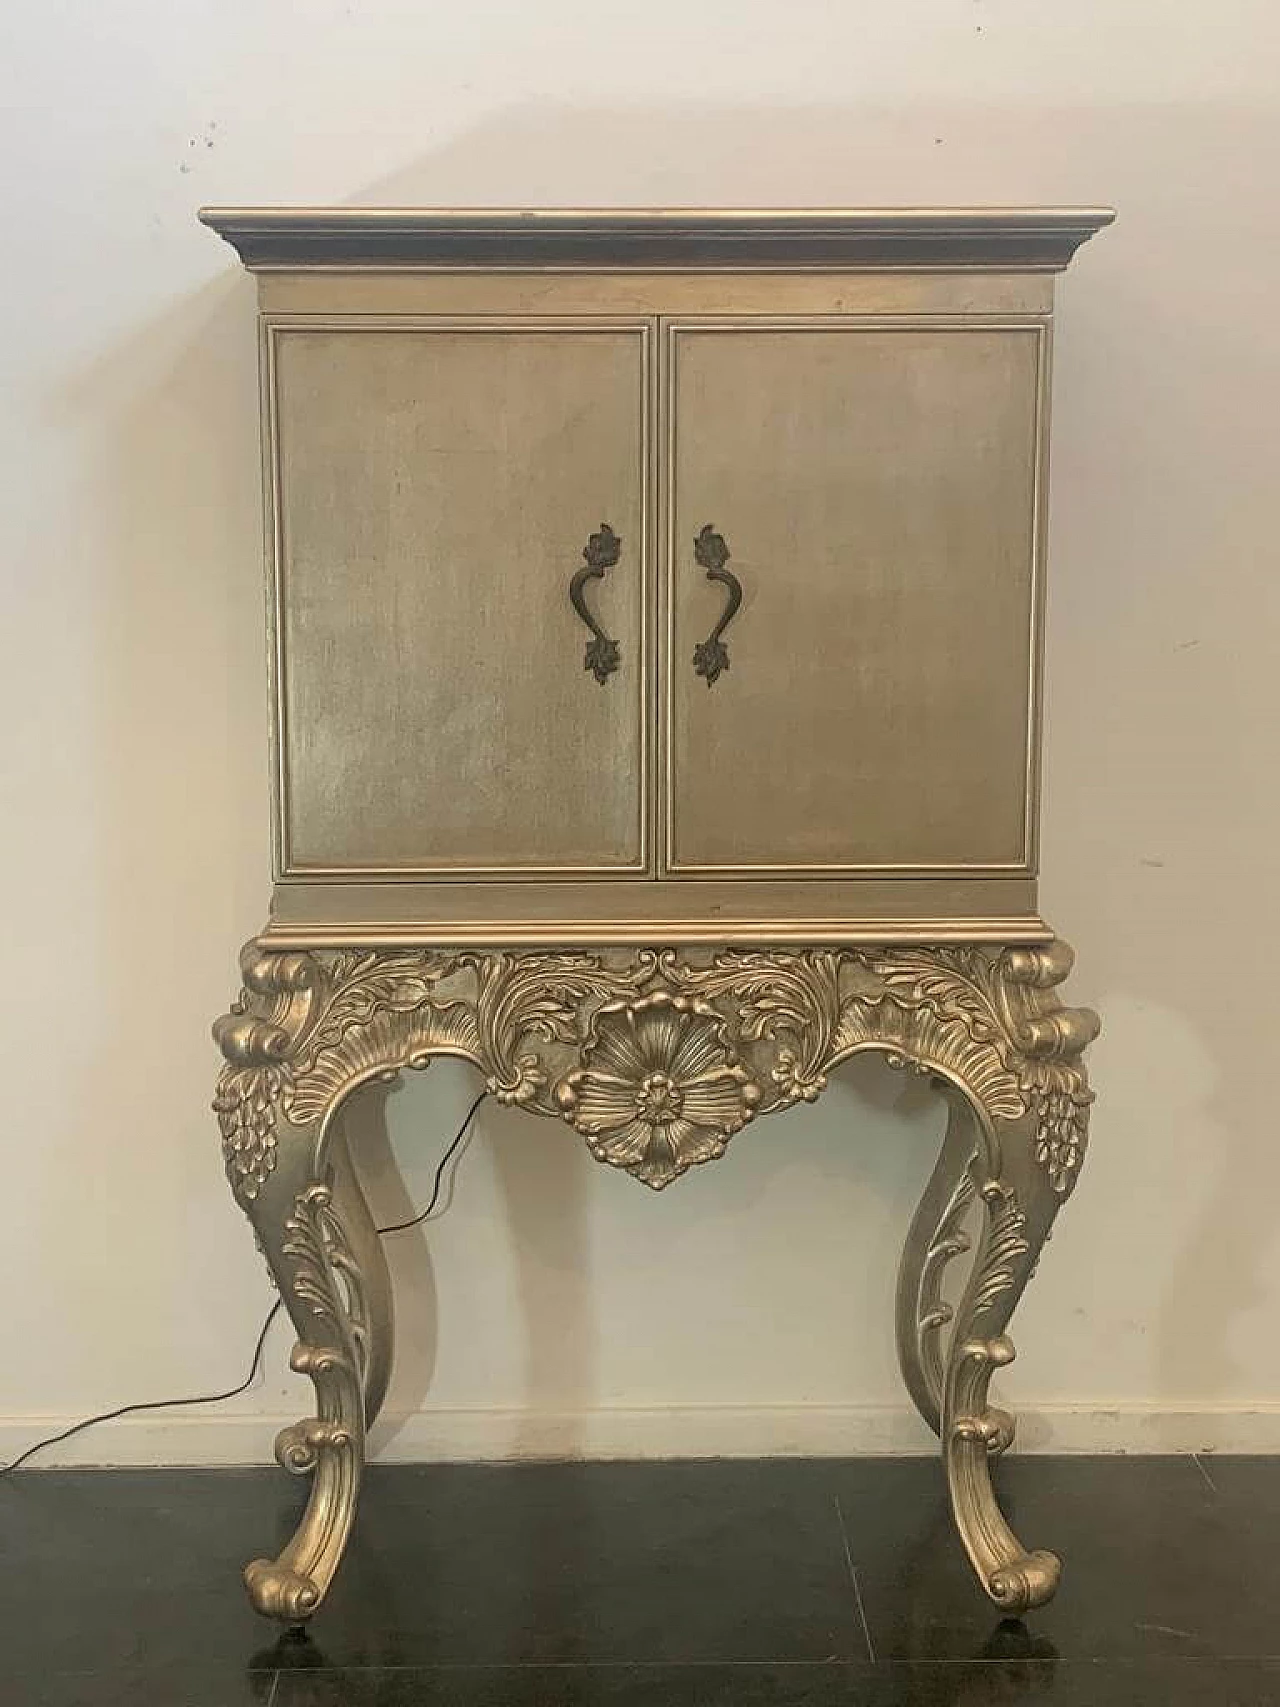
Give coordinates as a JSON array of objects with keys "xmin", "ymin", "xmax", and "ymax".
[{"xmin": 2, "ymin": 1456, "xmax": 1277, "ymax": 1704}]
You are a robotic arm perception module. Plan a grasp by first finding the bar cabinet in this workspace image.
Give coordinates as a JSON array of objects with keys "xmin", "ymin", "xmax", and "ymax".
[{"xmin": 203, "ymin": 204, "xmax": 1112, "ymax": 1623}]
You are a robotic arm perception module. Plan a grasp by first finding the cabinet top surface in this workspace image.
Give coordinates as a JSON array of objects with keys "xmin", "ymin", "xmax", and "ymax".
[{"xmin": 199, "ymin": 205, "xmax": 1114, "ymax": 273}]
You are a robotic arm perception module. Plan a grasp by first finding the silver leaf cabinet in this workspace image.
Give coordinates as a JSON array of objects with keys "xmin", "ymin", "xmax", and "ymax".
[{"xmin": 202, "ymin": 206, "xmax": 1113, "ymax": 1624}]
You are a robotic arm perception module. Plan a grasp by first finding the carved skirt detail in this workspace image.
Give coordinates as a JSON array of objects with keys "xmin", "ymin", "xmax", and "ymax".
[
  {"xmin": 214, "ymin": 942, "xmax": 1097, "ymax": 1199},
  {"xmin": 213, "ymin": 938, "xmax": 1098, "ymax": 1624}
]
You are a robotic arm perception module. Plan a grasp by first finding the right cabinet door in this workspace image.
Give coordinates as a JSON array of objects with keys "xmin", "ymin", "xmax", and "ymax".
[{"xmin": 665, "ymin": 319, "xmax": 1046, "ymax": 876}]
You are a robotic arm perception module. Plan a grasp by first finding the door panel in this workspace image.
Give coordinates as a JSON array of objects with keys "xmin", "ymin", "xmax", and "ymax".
[
  {"xmin": 271, "ymin": 322, "xmax": 650, "ymax": 875},
  {"xmin": 666, "ymin": 322, "xmax": 1043, "ymax": 874}
]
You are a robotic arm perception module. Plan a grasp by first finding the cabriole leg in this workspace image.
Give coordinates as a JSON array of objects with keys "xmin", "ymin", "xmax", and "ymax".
[
  {"xmin": 895, "ymin": 1087, "xmax": 980, "ymax": 1438},
  {"xmin": 941, "ymin": 1107, "xmax": 1063, "ymax": 1613},
  {"xmin": 238, "ymin": 1114, "xmax": 374, "ymax": 1622},
  {"xmin": 206, "ymin": 936, "xmax": 1097, "ymax": 1622},
  {"xmin": 328, "ymin": 1119, "xmax": 395, "ymax": 1430},
  {"xmin": 213, "ymin": 944, "xmax": 399, "ymax": 1623}
]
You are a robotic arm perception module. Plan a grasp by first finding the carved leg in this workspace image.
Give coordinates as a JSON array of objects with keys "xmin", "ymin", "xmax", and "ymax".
[
  {"xmin": 941, "ymin": 1104, "xmax": 1063, "ymax": 1613},
  {"xmin": 214, "ymin": 945, "xmax": 402, "ymax": 1622},
  {"xmin": 863, "ymin": 942, "xmax": 1098, "ymax": 1611},
  {"xmin": 328, "ymin": 1120, "xmax": 394, "ymax": 1429},
  {"xmin": 206, "ymin": 936, "xmax": 1097, "ymax": 1622},
  {"xmin": 894, "ymin": 1088, "xmax": 980, "ymax": 1438},
  {"xmin": 236, "ymin": 1120, "xmax": 373, "ymax": 1622}
]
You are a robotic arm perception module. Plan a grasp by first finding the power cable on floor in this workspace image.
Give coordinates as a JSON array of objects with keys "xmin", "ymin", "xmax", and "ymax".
[{"xmin": 0, "ymin": 1091, "xmax": 487, "ymax": 1477}]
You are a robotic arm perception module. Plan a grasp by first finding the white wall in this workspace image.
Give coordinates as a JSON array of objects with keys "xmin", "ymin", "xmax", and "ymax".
[{"xmin": 4, "ymin": 0, "xmax": 1280, "ymax": 1464}]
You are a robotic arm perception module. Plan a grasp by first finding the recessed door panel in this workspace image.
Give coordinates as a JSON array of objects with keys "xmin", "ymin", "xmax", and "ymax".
[
  {"xmin": 666, "ymin": 322, "xmax": 1043, "ymax": 874},
  {"xmin": 271, "ymin": 322, "xmax": 650, "ymax": 876}
]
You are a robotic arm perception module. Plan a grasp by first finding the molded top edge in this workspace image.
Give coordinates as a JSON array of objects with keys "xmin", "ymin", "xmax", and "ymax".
[{"xmin": 198, "ymin": 205, "xmax": 1115, "ymax": 273}]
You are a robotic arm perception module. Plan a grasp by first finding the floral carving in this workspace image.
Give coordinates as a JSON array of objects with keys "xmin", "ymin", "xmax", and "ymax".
[
  {"xmin": 215, "ymin": 941, "xmax": 1097, "ymax": 1197},
  {"xmin": 216, "ymin": 938, "xmax": 1097, "ymax": 1634},
  {"xmin": 857, "ymin": 946, "xmax": 1098, "ymax": 1196},
  {"xmin": 662, "ymin": 949, "xmax": 847, "ymax": 1102},
  {"xmin": 554, "ymin": 993, "xmax": 763, "ymax": 1188},
  {"xmin": 212, "ymin": 948, "xmax": 462, "ymax": 1202}
]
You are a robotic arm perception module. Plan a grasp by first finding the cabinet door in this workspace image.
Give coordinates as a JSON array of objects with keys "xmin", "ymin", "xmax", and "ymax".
[
  {"xmin": 665, "ymin": 321, "xmax": 1044, "ymax": 875},
  {"xmin": 270, "ymin": 321, "xmax": 651, "ymax": 876}
]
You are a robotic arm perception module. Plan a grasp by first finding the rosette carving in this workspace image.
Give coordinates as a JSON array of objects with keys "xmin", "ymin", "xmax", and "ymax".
[
  {"xmin": 214, "ymin": 940, "xmax": 1097, "ymax": 1198},
  {"xmin": 555, "ymin": 993, "xmax": 763, "ymax": 1187},
  {"xmin": 215, "ymin": 934, "xmax": 1099, "ymax": 1626}
]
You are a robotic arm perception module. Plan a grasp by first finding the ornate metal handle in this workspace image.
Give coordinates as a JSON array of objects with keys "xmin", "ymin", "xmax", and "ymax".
[
  {"xmin": 569, "ymin": 523, "xmax": 622, "ymax": 684},
  {"xmin": 691, "ymin": 524, "xmax": 742, "ymax": 686}
]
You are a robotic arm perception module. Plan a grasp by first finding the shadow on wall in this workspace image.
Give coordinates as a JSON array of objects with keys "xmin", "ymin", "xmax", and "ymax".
[
  {"xmin": 345, "ymin": 1044, "xmax": 942, "ymax": 1454},
  {"xmin": 337, "ymin": 100, "xmax": 1280, "ymax": 1432},
  {"xmin": 348, "ymin": 1061, "xmax": 597, "ymax": 1461}
]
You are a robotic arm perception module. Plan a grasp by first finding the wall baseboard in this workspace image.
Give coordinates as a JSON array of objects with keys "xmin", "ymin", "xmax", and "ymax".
[{"xmin": 5, "ymin": 1401, "xmax": 1280, "ymax": 1468}]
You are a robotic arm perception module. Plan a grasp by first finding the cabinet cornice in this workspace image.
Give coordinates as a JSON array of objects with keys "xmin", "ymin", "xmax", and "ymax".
[{"xmin": 199, "ymin": 205, "xmax": 1114, "ymax": 273}]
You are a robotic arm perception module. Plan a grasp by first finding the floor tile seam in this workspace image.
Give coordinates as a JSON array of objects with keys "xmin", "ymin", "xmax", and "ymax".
[
  {"xmin": 267, "ymin": 1654, "xmax": 1280, "ymax": 1674},
  {"xmin": 271, "ymin": 1659, "xmax": 882, "ymax": 1675},
  {"xmin": 868, "ymin": 1653, "xmax": 1280, "ymax": 1669},
  {"xmin": 4, "ymin": 1665, "xmax": 284, "ymax": 1684}
]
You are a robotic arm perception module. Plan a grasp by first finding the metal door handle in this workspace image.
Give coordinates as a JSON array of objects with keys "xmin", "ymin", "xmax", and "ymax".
[
  {"xmin": 569, "ymin": 523, "xmax": 621, "ymax": 684},
  {"xmin": 691, "ymin": 524, "xmax": 742, "ymax": 686}
]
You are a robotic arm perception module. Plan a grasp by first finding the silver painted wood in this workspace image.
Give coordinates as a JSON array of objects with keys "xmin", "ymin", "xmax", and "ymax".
[
  {"xmin": 665, "ymin": 318, "xmax": 1044, "ymax": 875},
  {"xmin": 267, "ymin": 320, "xmax": 651, "ymax": 877},
  {"xmin": 203, "ymin": 206, "xmax": 1111, "ymax": 1626}
]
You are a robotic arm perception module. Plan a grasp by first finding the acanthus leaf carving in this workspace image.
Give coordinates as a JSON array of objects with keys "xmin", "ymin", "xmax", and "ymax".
[
  {"xmin": 280, "ymin": 1182, "xmax": 369, "ymax": 1386},
  {"xmin": 463, "ymin": 949, "xmax": 654, "ymax": 1107},
  {"xmin": 660, "ymin": 948, "xmax": 847, "ymax": 1102},
  {"xmin": 214, "ymin": 941, "xmax": 1097, "ymax": 1198},
  {"xmin": 970, "ymin": 1181, "xmax": 1032, "ymax": 1317},
  {"xmin": 833, "ymin": 993, "xmax": 1027, "ymax": 1123}
]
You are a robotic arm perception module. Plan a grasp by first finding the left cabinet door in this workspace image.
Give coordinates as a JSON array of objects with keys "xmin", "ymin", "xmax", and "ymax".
[{"xmin": 268, "ymin": 321, "xmax": 652, "ymax": 877}]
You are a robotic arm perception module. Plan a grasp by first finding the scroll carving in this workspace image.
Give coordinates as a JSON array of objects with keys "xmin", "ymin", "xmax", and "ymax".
[
  {"xmin": 214, "ymin": 941, "xmax": 1097, "ymax": 1200},
  {"xmin": 214, "ymin": 935, "xmax": 1098, "ymax": 1625}
]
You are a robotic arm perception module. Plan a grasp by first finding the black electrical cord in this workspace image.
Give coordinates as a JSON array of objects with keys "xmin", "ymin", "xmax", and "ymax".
[
  {"xmin": 0, "ymin": 1295, "xmax": 289, "ymax": 1479},
  {"xmin": 0, "ymin": 1090, "xmax": 487, "ymax": 1477},
  {"xmin": 374, "ymin": 1090, "xmax": 486, "ymax": 1235}
]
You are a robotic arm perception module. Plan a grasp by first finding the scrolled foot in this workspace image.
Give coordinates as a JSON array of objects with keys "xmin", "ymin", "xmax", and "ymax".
[
  {"xmin": 223, "ymin": 1136, "xmax": 370, "ymax": 1623},
  {"xmin": 244, "ymin": 1560, "xmax": 323, "ymax": 1622},
  {"xmin": 989, "ymin": 1549, "xmax": 1062, "ymax": 1613},
  {"xmin": 941, "ymin": 1135, "xmax": 1068, "ymax": 1613}
]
